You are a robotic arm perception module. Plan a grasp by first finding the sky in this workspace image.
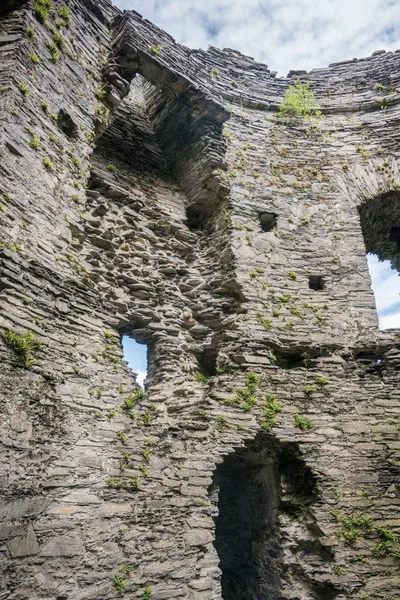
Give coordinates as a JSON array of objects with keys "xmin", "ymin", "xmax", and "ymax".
[
  {"xmin": 122, "ymin": 336, "xmax": 147, "ymax": 387},
  {"xmin": 113, "ymin": 0, "xmax": 400, "ymax": 76},
  {"xmin": 367, "ymin": 255, "xmax": 400, "ymax": 330}
]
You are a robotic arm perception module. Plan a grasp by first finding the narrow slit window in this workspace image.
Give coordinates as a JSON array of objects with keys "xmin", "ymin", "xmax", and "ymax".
[{"xmin": 121, "ymin": 336, "xmax": 148, "ymax": 388}]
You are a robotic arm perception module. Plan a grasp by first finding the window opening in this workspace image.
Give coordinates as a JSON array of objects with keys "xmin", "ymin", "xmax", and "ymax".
[
  {"xmin": 210, "ymin": 435, "xmax": 325, "ymax": 600},
  {"xmin": 121, "ymin": 336, "xmax": 148, "ymax": 388},
  {"xmin": 259, "ymin": 212, "xmax": 277, "ymax": 232},
  {"xmin": 358, "ymin": 192, "xmax": 400, "ymax": 330},
  {"xmin": 57, "ymin": 109, "xmax": 78, "ymax": 139},
  {"xmin": 198, "ymin": 347, "xmax": 218, "ymax": 377},
  {"xmin": 308, "ymin": 275, "xmax": 325, "ymax": 291},
  {"xmin": 366, "ymin": 254, "xmax": 400, "ymax": 330}
]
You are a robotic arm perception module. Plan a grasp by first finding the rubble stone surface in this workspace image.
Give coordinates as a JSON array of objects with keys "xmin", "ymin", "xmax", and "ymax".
[{"xmin": 0, "ymin": 1, "xmax": 399, "ymax": 599}]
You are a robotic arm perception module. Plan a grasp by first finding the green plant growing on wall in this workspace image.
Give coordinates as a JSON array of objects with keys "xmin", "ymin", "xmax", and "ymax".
[
  {"xmin": 371, "ymin": 541, "xmax": 392, "ymax": 558},
  {"xmin": 122, "ymin": 389, "xmax": 144, "ymax": 411},
  {"xmin": 94, "ymin": 88, "xmax": 107, "ymax": 100},
  {"xmin": 141, "ymin": 411, "xmax": 152, "ymax": 426},
  {"xmin": 376, "ymin": 97, "xmax": 388, "ymax": 109},
  {"xmin": 278, "ymin": 78, "xmax": 321, "ymax": 119},
  {"xmin": 58, "ymin": 4, "xmax": 71, "ymax": 25},
  {"xmin": 234, "ymin": 371, "xmax": 259, "ymax": 412},
  {"xmin": 333, "ymin": 565, "xmax": 344, "ymax": 575},
  {"xmin": 117, "ymin": 431, "xmax": 128, "ymax": 445},
  {"xmin": 96, "ymin": 104, "xmax": 110, "ymax": 126},
  {"xmin": 107, "ymin": 409, "xmax": 117, "ymax": 421},
  {"xmin": 375, "ymin": 526, "xmax": 397, "ymax": 541},
  {"xmin": 192, "ymin": 372, "xmax": 208, "ymax": 383},
  {"xmin": 2, "ymin": 329, "xmax": 41, "ymax": 369},
  {"xmin": 261, "ymin": 393, "xmax": 282, "ymax": 431},
  {"xmin": 18, "ymin": 82, "xmax": 29, "ymax": 95},
  {"xmin": 142, "ymin": 587, "xmax": 152, "ymax": 600},
  {"xmin": 48, "ymin": 42, "xmax": 59, "ymax": 63},
  {"xmin": 26, "ymin": 25, "xmax": 36, "ymax": 43},
  {"xmin": 119, "ymin": 450, "xmax": 131, "ymax": 472},
  {"xmin": 217, "ymin": 415, "xmax": 229, "ymax": 431},
  {"xmin": 129, "ymin": 475, "xmax": 141, "ymax": 491},
  {"xmin": 294, "ymin": 414, "xmax": 312, "ymax": 430},
  {"xmin": 256, "ymin": 312, "xmax": 272, "ymax": 329},
  {"xmin": 278, "ymin": 78, "xmax": 323, "ymax": 138},
  {"xmin": 42, "ymin": 155, "xmax": 53, "ymax": 170},
  {"xmin": 210, "ymin": 67, "xmax": 218, "ymax": 81},
  {"xmin": 113, "ymin": 573, "xmax": 125, "ymax": 592},
  {"xmin": 302, "ymin": 384, "xmax": 316, "ymax": 395},
  {"xmin": 108, "ymin": 476, "xmax": 124, "ymax": 489},
  {"xmin": 139, "ymin": 463, "xmax": 149, "ymax": 477},
  {"xmin": 142, "ymin": 446, "xmax": 152, "ymax": 461},
  {"xmin": 342, "ymin": 528, "xmax": 358, "ymax": 546},
  {"xmin": 0, "ymin": 241, "xmax": 22, "ymax": 252},
  {"xmin": 29, "ymin": 51, "xmax": 41, "ymax": 64},
  {"xmin": 392, "ymin": 547, "xmax": 400, "ymax": 561},
  {"xmin": 33, "ymin": 0, "xmax": 51, "ymax": 23},
  {"xmin": 148, "ymin": 43, "xmax": 162, "ymax": 55},
  {"xmin": 29, "ymin": 134, "xmax": 40, "ymax": 150},
  {"xmin": 52, "ymin": 31, "xmax": 65, "ymax": 48}
]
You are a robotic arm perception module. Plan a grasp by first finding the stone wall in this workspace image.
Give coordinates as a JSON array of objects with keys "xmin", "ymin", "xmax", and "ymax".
[{"xmin": 0, "ymin": 1, "xmax": 399, "ymax": 599}]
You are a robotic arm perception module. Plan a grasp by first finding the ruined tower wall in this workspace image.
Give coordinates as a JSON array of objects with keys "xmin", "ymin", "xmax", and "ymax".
[{"xmin": 0, "ymin": 2, "xmax": 400, "ymax": 600}]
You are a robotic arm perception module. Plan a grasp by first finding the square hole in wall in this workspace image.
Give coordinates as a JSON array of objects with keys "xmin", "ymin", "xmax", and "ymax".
[
  {"xmin": 309, "ymin": 275, "xmax": 325, "ymax": 291},
  {"xmin": 259, "ymin": 212, "xmax": 277, "ymax": 232}
]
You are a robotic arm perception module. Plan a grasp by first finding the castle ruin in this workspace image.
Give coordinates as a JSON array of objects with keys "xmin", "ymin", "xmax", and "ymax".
[{"xmin": 0, "ymin": 1, "xmax": 400, "ymax": 599}]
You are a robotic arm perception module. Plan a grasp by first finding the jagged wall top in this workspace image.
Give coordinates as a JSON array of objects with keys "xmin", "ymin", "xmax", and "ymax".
[
  {"xmin": 4, "ymin": 0, "xmax": 399, "ymax": 115},
  {"xmin": 108, "ymin": 3, "xmax": 400, "ymax": 114}
]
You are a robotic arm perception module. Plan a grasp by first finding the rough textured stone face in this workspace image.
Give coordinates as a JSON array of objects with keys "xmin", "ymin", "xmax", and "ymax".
[{"xmin": 0, "ymin": 1, "xmax": 400, "ymax": 599}]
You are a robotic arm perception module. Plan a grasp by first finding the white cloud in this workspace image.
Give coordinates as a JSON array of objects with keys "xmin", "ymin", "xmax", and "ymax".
[
  {"xmin": 367, "ymin": 255, "xmax": 400, "ymax": 329},
  {"xmin": 113, "ymin": 0, "xmax": 399, "ymax": 75},
  {"xmin": 135, "ymin": 370, "xmax": 147, "ymax": 388},
  {"xmin": 379, "ymin": 311, "xmax": 400, "ymax": 330}
]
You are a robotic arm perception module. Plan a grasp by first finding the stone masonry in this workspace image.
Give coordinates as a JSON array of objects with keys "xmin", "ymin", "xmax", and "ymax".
[{"xmin": 0, "ymin": 1, "xmax": 400, "ymax": 599}]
